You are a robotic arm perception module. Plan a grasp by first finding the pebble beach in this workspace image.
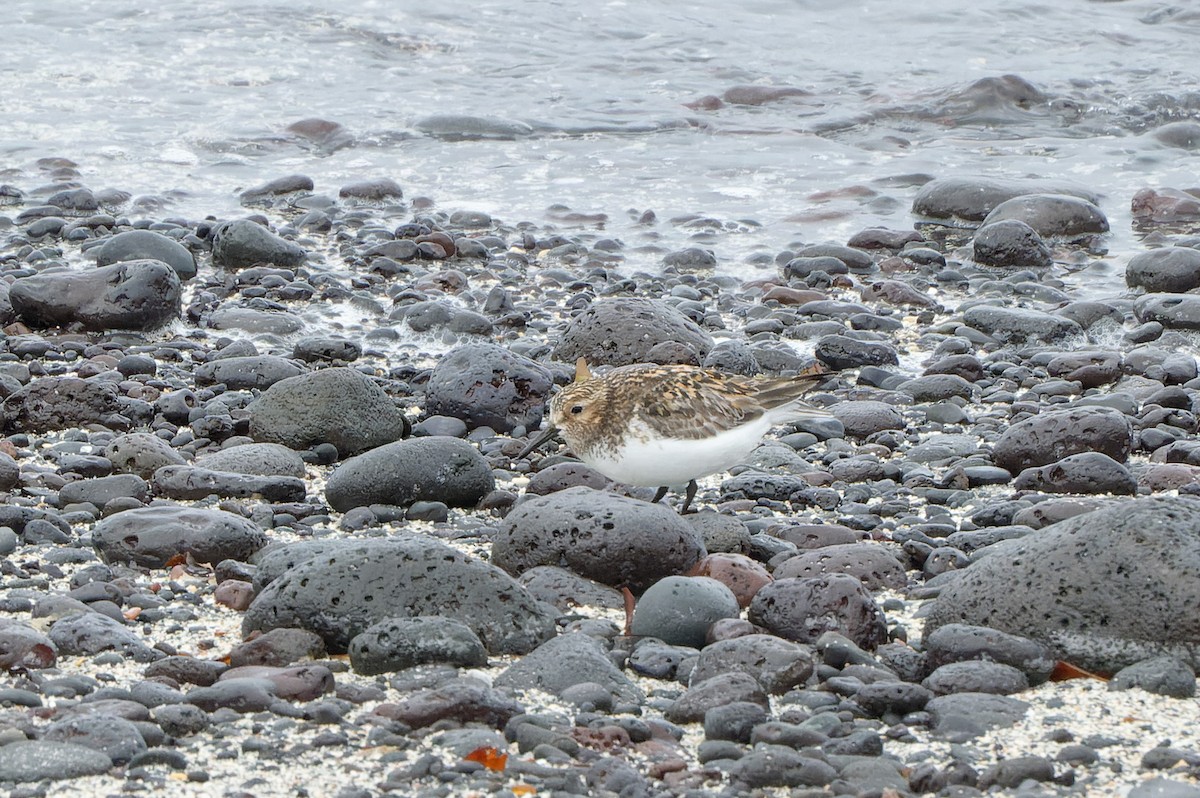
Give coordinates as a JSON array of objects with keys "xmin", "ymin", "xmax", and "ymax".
[{"xmin": 3, "ymin": 2, "xmax": 1200, "ymax": 798}]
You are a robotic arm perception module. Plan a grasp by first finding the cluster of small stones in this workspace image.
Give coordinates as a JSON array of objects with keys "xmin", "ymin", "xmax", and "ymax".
[{"xmin": 0, "ymin": 164, "xmax": 1198, "ymax": 798}]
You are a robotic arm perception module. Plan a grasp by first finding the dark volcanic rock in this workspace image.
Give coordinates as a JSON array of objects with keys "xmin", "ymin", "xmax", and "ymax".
[
  {"xmin": 9, "ymin": 260, "xmax": 182, "ymax": 331},
  {"xmin": 814, "ymin": 335, "xmax": 899, "ymax": 370},
  {"xmin": 423, "ymin": 343, "xmax": 552, "ymax": 433},
  {"xmin": 992, "ymin": 407, "xmax": 1133, "ymax": 473},
  {"xmin": 0, "ymin": 740, "xmax": 112, "ymax": 782},
  {"xmin": 832, "ymin": 400, "xmax": 904, "ymax": 438},
  {"xmin": 104, "ymin": 432, "xmax": 188, "ymax": 478},
  {"xmin": 348, "ymin": 616, "xmax": 488, "ymax": 676},
  {"xmin": 628, "ymin": 576, "xmax": 740, "ymax": 648},
  {"xmin": 4, "ymin": 377, "xmax": 128, "ymax": 433},
  {"xmin": 49, "ymin": 613, "xmax": 160, "ymax": 662},
  {"xmin": 324, "ymin": 436, "xmax": 494, "ymax": 511},
  {"xmin": 981, "ymin": 193, "xmax": 1109, "ymax": 237},
  {"xmin": 912, "ymin": 176, "xmax": 1099, "ymax": 222},
  {"xmin": 492, "ymin": 487, "xmax": 707, "ymax": 592},
  {"xmin": 195, "ymin": 355, "xmax": 304, "ymax": 390},
  {"xmin": 1126, "ymin": 247, "xmax": 1200, "ymax": 293},
  {"xmin": 924, "ymin": 496, "xmax": 1200, "ymax": 672},
  {"xmin": 376, "ymin": 678, "xmax": 522, "ymax": 730},
  {"xmin": 973, "ymin": 219, "xmax": 1052, "ymax": 268},
  {"xmin": 243, "ymin": 535, "xmax": 556, "ymax": 654},
  {"xmin": 924, "ymin": 624, "xmax": 1056, "ymax": 685},
  {"xmin": 494, "ymin": 632, "xmax": 643, "ymax": 704},
  {"xmin": 666, "ymin": 671, "xmax": 769, "ymax": 724},
  {"xmin": 961, "ymin": 305, "xmax": 1082, "ymax": 344},
  {"xmin": 689, "ymin": 634, "xmax": 815, "ymax": 694},
  {"xmin": 195, "ymin": 442, "xmax": 306, "ymax": 477},
  {"xmin": 1135, "ymin": 293, "xmax": 1200, "ymax": 330},
  {"xmin": 772, "ymin": 542, "xmax": 908, "ymax": 590},
  {"xmin": 43, "ymin": 714, "xmax": 147, "ymax": 764},
  {"xmin": 926, "ymin": 693, "xmax": 1030, "ymax": 741},
  {"xmin": 748, "ymin": 574, "xmax": 887, "ymax": 649},
  {"xmin": 0, "ymin": 620, "xmax": 57, "ymax": 671},
  {"xmin": 152, "ymin": 465, "xmax": 307, "ymax": 502},
  {"xmin": 247, "ymin": 367, "xmax": 409, "ymax": 457},
  {"xmin": 1012, "ymin": 452, "xmax": 1137, "ymax": 495},
  {"xmin": 94, "ymin": 229, "xmax": 197, "ymax": 280},
  {"xmin": 211, "ymin": 219, "xmax": 305, "ymax": 269},
  {"xmin": 92, "ymin": 505, "xmax": 269, "ymax": 567},
  {"xmin": 552, "ymin": 297, "xmax": 713, "ymax": 366}
]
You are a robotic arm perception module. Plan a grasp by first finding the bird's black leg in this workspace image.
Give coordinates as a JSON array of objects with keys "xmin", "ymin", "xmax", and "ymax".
[
  {"xmin": 680, "ymin": 479, "xmax": 698, "ymax": 514},
  {"xmin": 651, "ymin": 486, "xmax": 669, "ymax": 504}
]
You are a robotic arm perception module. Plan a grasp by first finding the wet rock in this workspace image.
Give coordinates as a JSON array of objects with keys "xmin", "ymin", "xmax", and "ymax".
[
  {"xmin": 424, "ymin": 343, "xmax": 552, "ymax": 433},
  {"xmin": 814, "ymin": 335, "xmax": 899, "ymax": 369},
  {"xmin": 961, "ymin": 304, "xmax": 1082, "ymax": 344},
  {"xmin": 208, "ymin": 306, "xmax": 304, "ymax": 335},
  {"xmin": 551, "ymin": 297, "xmax": 713, "ymax": 366},
  {"xmin": 1127, "ymin": 247, "xmax": 1200, "ymax": 293},
  {"xmin": 324, "ymin": 436, "xmax": 493, "ymax": 511},
  {"xmin": 1109, "ymin": 656, "xmax": 1195, "ymax": 698},
  {"xmin": 49, "ymin": 613, "xmax": 160, "ymax": 662},
  {"xmin": 243, "ymin": 535, "xmax": 556, "ymax": 654},
  {"xmin": 247, "ymin": 367, "xmax": 409, "ymax": 457},
  {"xmin": 981, "ymin": 193, "xmax": 1108, "ymax": 237},
  {"xmin": 912, "ymin": 176, "xmax": 1100, "ymax": 222},
  {"xmin": 629, "ymin": 576, "xmax": 739, "ymax": 648},
  {"xmin": 748, "ymin": 574, "xmax": 887, "ymax": 649},
  {"xmin": 376, "ymin": 678, "xmax": 523, "ymax": 730},
  {"xmin": 240, "ymin": 174, "xmax": 313, "ymax": 202},
  {"xmin": 348, "ymin": 616, "xmax": 488, "ymax": 675},
  {"xmin": 772, "ymin": 543, "xmax": 907, "ymax": 590},
  {"xmin": 832, "ymin": 400, "xmax": 904, "ymax": 438},
  {"xmin": 924, "ymin": 496, "xmax": 1200, "ymax": 672},
  {"xmin": 9, "ymin": 260, "xmax": 181, "ymax": 331},
  {"xmin": 493, "ymin": 487, "xmax": 707, "ymax": 592},
  {"xmin": 228, "ymin": 628, "xmax": 326, "ymax": 668},
  {"xmin": 91, "ymin": 505, "xmax": 268, "ymax": 568},
  {"xmin": 1132, "ymin": 188, "xmax": 1200, "ymax": 223},
  {"xmin": 104, "ymin": 433, "xmax": 187, "ymax": 478},
  {"xmin": 5, "ymin": 377, "xmax": 128, "ymax": 433},
  {"xmin": 144, "ymin": 656, "xmax": 226, "ymax": 687},
  {"xmin": 211, "ymin": 219, "xmax": 305, "ymax": 269},
  {"xmin": 1135, "ymin": 293, "xmax": 1200, "ymax": 330},
  {"xmin": 495, "ymin": 633, "xmax": 643, "ymax": 704},
  {"xmin": 666, "ymin": 671, "xmax": 768, "ymax": 724},
  {"xmin": 923, "ymin": 661, "xmax": 1030, "ymax": 695},
  {"xmin": 973, "ymin": 219, "xmax": 1052, "ymax": 268},
  {"xmin": 43, "ymin": 714, "xmax": 146, "ymax": 764},
  {"xmin": 0, "ymin": 740, "xmax": 112, "ymax": 782},
  {"xmin": 339, "ymin": 178, "xmax": 403, "ymax": 201},
  {"xmin": 195, "ymin": 442, "xmax": 306, "ymax": 477},
  {"xmin": 992, "ymin": 407, "xmax": 1132, "ymax": 472},
  {"xmin": 152, "ymin": 464, "xmax": 307, "ymax": 502},
  {"xmin": 195, "ymin": 355, "xmax": 303, "ymax": 390},
  {"xmin": 1013, "ymin": 451, "xmax": 1137, "ymax": 495},
  {"xmin": 689, "ymin": 634, "xmax": 815, "ymax": 694},
  {"xmin": 94, "ymin": 229, "xmax": 197, "ymax": 279},
  {"xmin": 292, "ymin": 336, "xmax": 361, "ymax": 363},
  {"xmin": 923, "ymin": 624, "xmax": 1056, "ymax": 685}
]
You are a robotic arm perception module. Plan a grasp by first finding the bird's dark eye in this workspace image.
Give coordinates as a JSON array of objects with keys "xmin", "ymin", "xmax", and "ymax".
[{"xmin": 570, "ymin": 404, "xmax": 584, "ymax": 415}]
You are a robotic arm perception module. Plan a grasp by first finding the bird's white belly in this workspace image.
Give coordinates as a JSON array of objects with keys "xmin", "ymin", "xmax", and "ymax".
[{"xmin": 582, "ymin": 418, "xmax": 773, "ymax": 486}]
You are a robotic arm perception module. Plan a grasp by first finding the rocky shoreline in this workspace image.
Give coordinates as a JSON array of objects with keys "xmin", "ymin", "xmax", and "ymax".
[{"xmin": 0, "ymin": 165, "xmax": 1199, "ymax": 798}]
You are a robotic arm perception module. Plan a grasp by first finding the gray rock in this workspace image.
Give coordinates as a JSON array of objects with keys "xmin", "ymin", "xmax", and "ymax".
[
  {"xmin": 424, "ymin": 343, "xmax": 552, "ymax": 433},
  {"xmin": 922, "ymin": 660, "xmax": 1030, "ymax": 695},
  {"xmin": 772, "ymin": 543, "xmax": 907, "ymax": 590},
  {"xmin": 152, "ymin": 465, "xmax": 307, "ymax": 502},
  {"xmin": 923, "ymin": 624, "xmax": 1056, "ymax": 685},
  {"xmin": 349, "ymin": 616, "xmax": 488, "ymax": 675},
  {"xmin": 94, "ymin": 229, "xmax": 197, "ymax": 279},
  {"xmin": 0, "ymin": 620, "xmax": 57, "ymax": 671},
  {"xmin": 195, "ymin": 355, "xmax": 304, "ymax": 390},
  {"xmin": 377, "ymin": 677, "xmax": 523, "ymax": 730},
  {"xmin": 689, "ymin": 634, "xmax": 815, "ymax": 694},
  {"xmin": 0, "ymin": 740, "xmax": 112, "ymax": 782},
  {"xmin": 227, "ymin": 627, "xmax": 327, "ymax": 668},
  {"xmin": 58, "ymin": 473, "xmax": 149, "ymax": 507},
  {"xmin": 9, "ymin": 260, "xmax": 181, "ymax": 331},
  {"xmin": 43, "ymin": 714, "xmax": 146, "ymax": 764},
  {"xmin": 324, "ymin": 436, "xmax": 494, "ymax": 511},
  {"xmin": 494, "ymin": 633, "xmax": 643, "ymax": 704},
  {"xmin": 926, "ymin": 692, "xmax": 1030, "ymax": 741},
  {"xmin": 1109, "ymin": 655, "xmax": 1196, "ymax": 698},
  {"xmin": 923, "ymin": 496, "xmax": 1200, "ymax": 672},
  {"xmin": 211, "ymin": 219, "xmax": 305, "ymax": 269},
  {"xmin": 978, "ymin": 755, "xmax": 1056, "ymax": 789},
  {"xmin": 552, "ymin": 297, "xmax": 713, "ymax": 366},
  {"xmin": 854, "ymin": 681, "xmax": 933, "ymax": 719},
  {"xmin": 666, "ymin": 671, "xmax": 769, "ymax": 724},
  {"xmin": 814, "ymin": 335, "xmax": 898, "ymax": 370},
  {"xmin": 196, "ymin": 442, "xmax": 306, "ymax": 477},
  {"xmin": 492, "ymin": 487, "xmax": 707, "ymax": 592},
  {"xmin": 1135, "ymin": 293, "xmax": 1200, "ymax": 330},
  {"xmin": 629, "ymin": 576, "xmax": 739, "ymax": 648},
  {"xmin": 1129, "ymin": 778, "xmax": 1200, "ymax": 798},
  {"xmin": 992, "ymin": 407, "xmax": 1133, "ymax": 473},
  {"xmin": 973, "ymin": 219, "xmax": 1053, "ymax": 268},
  {"xmin": 912, "ymin": 176, "xmax": 1099, "ymax": 222},
  {"xmin": 4, "ymin": 377, "xmax": 128, "ymax": 433},
  {"xmin": 49, "ymin": 613, "xmax": 160, "ymax": 662},
  {"xmin": 292, "ymin": 336, "xmax": 362, "ymax": 363},
  {"xmin": 1127, "ymin": 247, "xmax": 1200, "ymax": 293},
  {"xmin": 728, "ymin": 746, "xmax": 837, "ymax": 788},
  {"xmin": 1013, "ymin": 451, "xmax": 1137, "ymax": 495},
  {"xmin": 962, "ymin": 304, "xmax": 1083, "ymax": 344},
  {"xmin": 208, "ymin": 306, "xmax": 304, "ymax": 335},
  {"xmin": 92, "ymin": 505, "xmax": 268, "ymax": 568},
  {"xmin": 898, "ymin": 374, "xmax": 975, "ymax": 402},
  {"xmin": 748, "ymin": 574, "xmax": 887, "ymax": 649},
  {"xmin": 704, "ymin": 701, "xmax": 768, "ymax": 743},
  {"xmin": 516, "ymin": 566, "xmax": 624, "ymax": 612},
  {"xmin": 247, "ymin": 367, "xmax": 409, "ymax": 457},
  {"xmin": 250, "ymin": 540, "xmax": 349, "ymax": 591},
  {"xmin": 104, "ymin": 433, "xmax": 187, "ymax": 478},
  {"xmin": 832, "ymin": 400, "xmax": 905, "ymax": 438},
  {"xmin": 981, "ymin": 193, "xmax": 1109, "ymax": 237},
  {"xmin": 243, "ymin": 535, "xmax": 556, "ymax": 654}
]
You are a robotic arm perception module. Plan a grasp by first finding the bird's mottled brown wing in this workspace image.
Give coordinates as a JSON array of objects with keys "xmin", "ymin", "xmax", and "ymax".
[{"xmin": 613, "ymin": 366, "xmax": 768, "ymax": 440}]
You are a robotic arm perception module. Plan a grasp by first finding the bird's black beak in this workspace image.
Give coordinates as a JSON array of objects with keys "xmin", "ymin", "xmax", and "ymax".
[{"xmin": 516, "ymin": 424, "xmax": 559, "ymax": 461}]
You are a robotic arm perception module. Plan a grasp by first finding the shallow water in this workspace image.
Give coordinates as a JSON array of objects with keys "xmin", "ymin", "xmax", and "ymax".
[{"xmin": 3, "ymin": 0, "xmax": 1199, "ymax": 294}]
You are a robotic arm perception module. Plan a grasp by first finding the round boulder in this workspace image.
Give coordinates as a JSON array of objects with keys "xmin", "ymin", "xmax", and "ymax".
[
  {"xmin": 195, "ymin": 442, "xmax": 306, "ymax": 478},
  {"xmin": 980, "ymin": 193, "xmax": 1109, "ymax": 237},
  {"xmin": 4, "ymin": 377, "xmax": 127, "ymax": 433},
  {"xmin": 91, "ymin": 504, "xmax": 269, "ymax": 567},
  {"xmin": 772, "ymin": 542, "xmax": 907, "ymax": 591},
  {"xmin": 424, "ymin": 343, "xmax": 552, "ymax": 433},
  {"xmin": 94, "ymin": 229, "xmax": 197, "ymax": 279},
  {"xmin": 348, "ymin": 616, "xmax": 488, "ymax": 675},
  {"xmin": 992, "ymin": 407, "xmax": 1132, "ymax": 473},
  {"xmin": 552, "ymin": 297, "xmax": 714, "ymax": 367},
  {"xmin": 748, "ymin": 574, "xmax": 888, "ymax": 650},
  {"xmin": 832, "ymin": 400, "xmax": 905, "ymax": 439},
  {"xmin": 9, "ymin": 260, "xmax": 181, "ymax": 332},
  {"xmin": 492, "ymin": 487, "xmax": 707, "ymax": 592},
  {"xmin": 211, "ymin": 219, "xmax": 305, "ymax": 269},
  {"xmin": 629, "ymin": 576, "xmax": 740, "ymax": 648},
  {"xmin": 1012, "ymin": 452, "xmax": 1137, "ymax": 495},
  {"xmin": 247, "ymin": 367, "xmax": 409, "ymax": 457},
  {"xmin": 923, "ymin": 496, "xmax": 1200, "ymax": 673},
  {"xmin": 973, "ymin": 219, "xmax": 1052, "ymax": 269},
  {"xmin": 1126, "ymin": 247, "xmax": 1200, "ymax": 293},
  {"xmin": 242, "ymin": 535, "xmax": 556, "ymax": 655},
  {"xmin": 324, "ymin": 436, "xmax": 494, "ymax": 511}
]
